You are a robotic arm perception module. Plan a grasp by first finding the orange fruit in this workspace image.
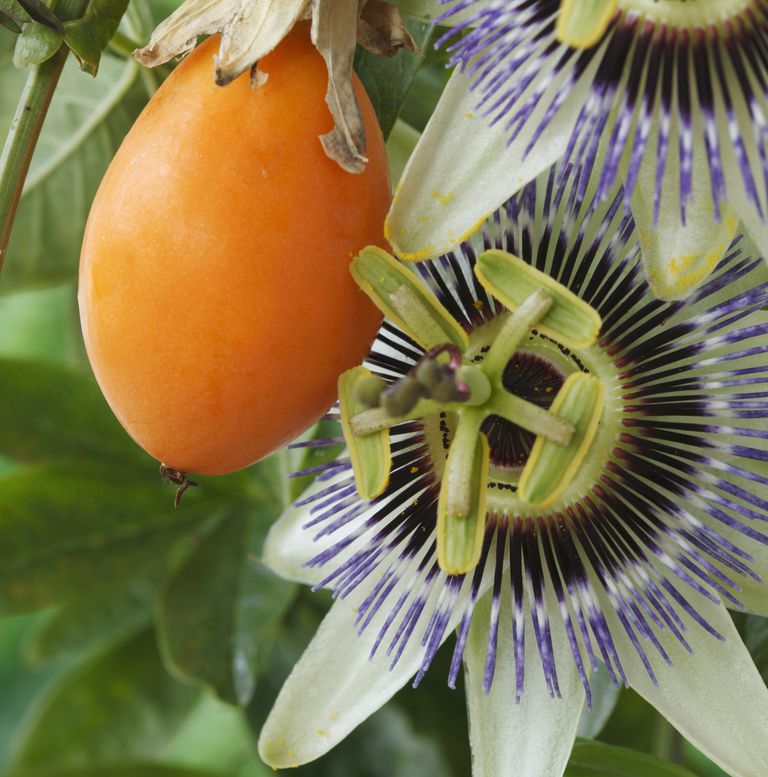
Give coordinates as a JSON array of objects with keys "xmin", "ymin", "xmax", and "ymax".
[{"xmin": 79, "ymin": 28, "xmax": 390, "ymax": 475}]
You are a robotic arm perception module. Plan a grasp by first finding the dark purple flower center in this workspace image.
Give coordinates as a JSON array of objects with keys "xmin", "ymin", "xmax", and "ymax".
[{"xmin": 482, "ymin": 351, "xmax": 565, "ymax": 469}]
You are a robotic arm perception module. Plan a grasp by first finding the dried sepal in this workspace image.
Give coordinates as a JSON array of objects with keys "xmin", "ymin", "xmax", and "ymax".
[
  {"xmin": 134, "ymin": 0, "xmax": 232, "ymax": 67},
  {"xmin": 357, "ymin": 0, "xmax": 417, "ymax": 57},
  {"xmin": 310, "ymin": 0, "xmax": 366, "ymax": 173},
  {"xmin": 215, "ymin": 0, "xmax": 311, "ymax": 86},
  {"xmin": 134, "ymin": 0, "xmax": 400, "ymax": 172}
]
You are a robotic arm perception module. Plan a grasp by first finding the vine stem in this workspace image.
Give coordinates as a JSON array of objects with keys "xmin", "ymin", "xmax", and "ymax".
[
  {"xmin": 0, "ymin": 0, "xmax": 92, "ymax": 277},
  {"xmin": 0, "ymin": 44, "xmax": 71, "ymax": 275}
]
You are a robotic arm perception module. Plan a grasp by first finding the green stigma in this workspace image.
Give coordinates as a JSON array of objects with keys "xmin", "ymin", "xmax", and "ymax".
[{"xmin": 340, "ymin": 247, "xmax": 605, "ymax": 576}]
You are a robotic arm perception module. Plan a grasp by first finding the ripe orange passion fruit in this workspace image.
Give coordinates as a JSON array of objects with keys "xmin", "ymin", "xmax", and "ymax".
[{"xmin": 79, "ymin": 28, "xmax": 390, "ymax": 476}]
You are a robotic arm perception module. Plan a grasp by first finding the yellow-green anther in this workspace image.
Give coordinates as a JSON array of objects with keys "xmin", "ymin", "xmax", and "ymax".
[
  {"xmin": 476, "ymin": 250, "xmax": 602, "ymax": 350},
  {"xmin": 339, "ymin": 367, "xmax": 391, "ymax": 500},
  {"xmin": 355, "ymin": 374, "xmax": 387, "ymax": 408},
  {"xmin": 351, "ymin": 247, "xmax": 469, "ymax": 351},
  {"xmin": 492, "ymin": 391, "xmax": 574, "ymax": 446},
  {"xmin": 518, "ymin": 373, "xmax": 605, "ymax": 507},
  {"xmin": 556, "ymin": 0, "xmax": 618, "ymax": 49},
  {"xmin": 437, "ymin": 411, "xmax": 488, "ymax": 575},
  {"xmin": 481, "ymin": 288, "xmax": 554, "ymax": 379}
]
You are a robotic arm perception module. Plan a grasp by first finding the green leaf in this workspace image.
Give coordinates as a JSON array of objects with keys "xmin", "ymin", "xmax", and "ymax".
[
  {"xmin": 0, "ymin": 12, "xmax": 23, "ymax": 33},
  {"xmin": 157, "ymin": 510, "xmax": 295, "ymax": 706},
  {"xmin": 24, "ymin": 578, "xmax": 159, "ymax": 665},
  {"xmin": 385, "ymin": 0, "xmax": 442, "ymax": 21},
  {"xmin": 0, "ymin": 615, "xmax": 65, "ymax": 773},
  {"xmin": 15, "ymin": 0, "xmax": 61, "ymax": 30},
  {"xmin": 0, "ymin": 0, "xmax": 32, "ymax": 26},
  {"xmin": 566, "ymin": 740, "xmax": 699, "ymax": 777},
  {"xmin": 386, "ymin": 118, "xmax": 420, "ymax": 185},
  {"xmin": 0, "ymin": 47, "xmax": 147, "ymax": 290},
  {"xmin": 0, "ymin": 465, "xmax": 215, "ymax": 614},
  {"xmin": 10, "ymin": 766, "xmax": 231, "ymax": 777},
  {"xmin": 0, "ymin": 358, "xmax": 148, "ymax": 465},
  {"xmin": 353, "ymin": 18, "xmax": 432, "ymax": 138},
  {"xmin": 743, "ymin": 613, "xmax": 768, "ymax": 684},
  {"xmin": 0, "ymin": 284, "xmax": 84, "ymax": 366},
  {"xmin": 64, "ymin": 0, "xmax": 131, "ymax": 75},
  {"xmin": 11, "ymin": 627, "xmax": 199, "ymax": 769},
  {"xmin": 13, "ymin": 21, "xmax": 62, "ymax": 67}
]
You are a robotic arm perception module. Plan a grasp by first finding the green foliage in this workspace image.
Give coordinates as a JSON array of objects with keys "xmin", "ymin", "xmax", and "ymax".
[
  {"xmin": 13, "ymin": 21, "xmax": 62, "ymax": 67},
  {"xmin": 567, "ymin": 741, "xmax": 699, "ymax": 777},
  {"xmin": 0, "ymin": 28, "xmax": 148, "ymax": 291},
  {"xmin": 11, "ymin": 627, "xmax": 199, "ymax": 769},
  {"xmin": 64, "ymin": 0, "xmax": 132, "ymax": 75},
  {"xmin": 157, "ymin": 511, "xmax": 296, "ymax": 706},
  {"xmin": 11, "ymin": 767, "xmax": 230, "ymax": 777},
  {"xmin": 353, "ymin": 18, "xmax": 432, "ymax": 138},
  {"xmin": 0, "ymin": 0, "xmax": 32, "ymax": 30}
]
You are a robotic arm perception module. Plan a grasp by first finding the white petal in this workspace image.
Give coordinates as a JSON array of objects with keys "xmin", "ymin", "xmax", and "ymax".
[
  {"xmin": 258, "ymin": 595, "xmax": 410, "ymax": 768},
  {"xmin": 385, "ymin": 62, "xmax": 592, "ymax": 261},
  {"xmin": 629, "ymin": 116, "xmax": 737, "ymax": 301},
  {"xmin": 607, "ymin": 584, "xmax": 768, "ymax": 777},
  {"xmin": 463, "ymin": 587, "xmax": 585, "ymax": 777},
  {"xmin": 259, "ymin": 553, "xmax": 491, "ymax": 768},
  {"xmin": 262, "ymin": 464, "xmax": 354, "ymax": 586}
]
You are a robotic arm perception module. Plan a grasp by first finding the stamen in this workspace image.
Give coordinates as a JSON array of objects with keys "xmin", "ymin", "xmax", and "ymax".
[
  {"xmin": 339, "ymin": 367, "xmax": 391, "ymax": 500},
  {"xmin": 351, "ymin": 247, "xmax": 468, "ymax": 351},
  {"xmin": 437, "ymin": 410, "xmax": 490, "ymax": 574},
  {"xmin": 518, "ymin": 373, "xmax": 605, "ymax": 506},
  {"xmin": 344, "ymin": 245, "xmax": 605, "ymax": 574},
  {"xmin": 556, "ymin": 0, "xmax": 618, "ymax": 49}
]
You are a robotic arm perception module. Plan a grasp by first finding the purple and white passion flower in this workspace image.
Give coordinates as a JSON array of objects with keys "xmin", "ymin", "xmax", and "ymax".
[
  {"xmin": 258, "ymin": 163, "xmax": 768, "ymax": 777},
  {"xmin": 386, "ymin": 0, "xmax": 768, "ymax": 300}
]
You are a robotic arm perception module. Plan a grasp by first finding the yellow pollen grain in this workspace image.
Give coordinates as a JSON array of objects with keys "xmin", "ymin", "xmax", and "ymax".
[
  {"xmin": 410, "ymin": 465, "xmax": 419, "ymax": 473},
  {"xmin": 432, "ymin": 189, "xmax": 455, "ymax": 205},
  {"xmin": 396, "ymin": 244, "xmax": 439, "ymax": 262},
  {"xmin": 419, "ymin": 215, "xmax": 430, "ymax": 223},
  {"xmin": 316, "ymin": 729, "xmax": 331, "ymax": 739},
  {"xmin": 464, "ymin": 112, "xmax": 474, "ymax": 119},
  {"xmin": 473, "ymin": 299, "xmax": 484, "ymax": 310}
]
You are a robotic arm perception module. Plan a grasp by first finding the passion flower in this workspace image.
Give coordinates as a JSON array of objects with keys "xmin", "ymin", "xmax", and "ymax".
[
  {"xmin": 387, "ymin": 0, "xmax": 768, "ymax": 299},
  {"xmin": 258, "ymin": 163, "xmax": 768, "ymax": 777}
]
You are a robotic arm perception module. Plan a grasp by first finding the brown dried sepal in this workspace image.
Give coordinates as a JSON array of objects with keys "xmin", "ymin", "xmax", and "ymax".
[
  {"xmin": 133, "ymin": 0, "xmax": 415, "ymax": 173},
  {"xmin": 358, "ymin": 0, "xmax": 418, "ymax": 57}
]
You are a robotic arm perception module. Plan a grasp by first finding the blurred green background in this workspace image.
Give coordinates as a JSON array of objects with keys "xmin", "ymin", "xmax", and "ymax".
[{"xmin": 0, "ymin": 2, "xmax": 763, "ymax": 775}]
